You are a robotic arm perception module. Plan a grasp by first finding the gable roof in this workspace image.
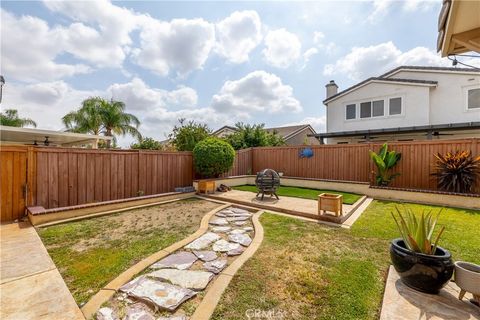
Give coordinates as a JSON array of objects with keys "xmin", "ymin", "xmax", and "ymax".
[
  {"xmin": 265, "ymin": 124, "xmax": 316, "ymax": 140},
  {"xmin": 211, "ymin": 124, "xmax": 317, "ymax": 140},
  {"xmin": 323, "ymin": 65, "xmax": 479, "ymax": 105},
  {"xmin": 212, "ymin": 125, "xmax": 237, "ymax": 135}
]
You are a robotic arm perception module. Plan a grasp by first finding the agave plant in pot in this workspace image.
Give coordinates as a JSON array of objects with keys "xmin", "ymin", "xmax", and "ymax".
[{"xmin": 390, "ymin": 206, "xmax": 454, "ymax": 294}]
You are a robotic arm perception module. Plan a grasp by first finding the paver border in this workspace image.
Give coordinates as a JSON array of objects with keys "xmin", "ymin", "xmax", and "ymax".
[
  {"xmin": 80, "ymin": 203, "xmax": 231, "ymax": 319},
  {"xmin": 190, "ymin": 210, "xmax": 265, "ymax": 320}
]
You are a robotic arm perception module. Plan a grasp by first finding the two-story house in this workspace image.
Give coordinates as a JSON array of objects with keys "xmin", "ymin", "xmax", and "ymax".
[{"xmin": 315, "ymin": 66, "xmax": 480, "ymax": 144}]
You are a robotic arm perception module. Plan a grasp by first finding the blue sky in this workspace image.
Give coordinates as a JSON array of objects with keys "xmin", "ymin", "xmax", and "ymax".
[{"xmin": 1, "ymin": 0, "xmax": 452, "ymax": 146}]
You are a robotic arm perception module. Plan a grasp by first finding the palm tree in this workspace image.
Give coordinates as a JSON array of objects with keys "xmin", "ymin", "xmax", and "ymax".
[
  {"xmin": 62, "ymin": 97, "xmax": 141, "ymax": 148},
  {"xmin": 0, "ymin": 109, "xmax": 37, "ymax": 127}
]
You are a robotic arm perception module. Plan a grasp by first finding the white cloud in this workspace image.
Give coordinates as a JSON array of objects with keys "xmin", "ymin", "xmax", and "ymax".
[
  {"xmin": 43, "ymin": 0, "xmax": 139, "ymax": 67},
  {"xmin": 0, "ymin": 9, "xmax": 91, "ymax": 82},
  {"xmin": 263, "ymin": 29, "xmax": 301, "ymax": 68},
  {"xmin": 323, "ymin": 41, "xmax": 450, "ymax": 81},
  {"xmin": 212, "ymin": 70, "xmax": 302, "ymax": 117},
  {"xmin": 283, "ymin": 116, "xmax": 326, "ymax": 133},
  {"xmin": 108, "ymin": 78, "xmax": 198, "ymax": 110},
  {"xmin": 215, "ymin": 10, "xmax": 262, "ymax": 63},
  {"xmin": 133, "ymin": 17, "xmax": 215, "ymax": 76},
  {"xmin": 368, "ymin": 0, "xmax": 439, "ymax": 24}
]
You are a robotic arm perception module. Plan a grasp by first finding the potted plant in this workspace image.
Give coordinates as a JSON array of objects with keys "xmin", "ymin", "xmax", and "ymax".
[
  {"xmin": 454, "ymin": 261, "xmax": 480, "ymax": 306},
  {"xmin": 369, "ymin": 143, "xmax": 402, "ymax": 186},
  {"xmin": 390, "ymin": 206, "xmax": 454, "ymax": 294}
]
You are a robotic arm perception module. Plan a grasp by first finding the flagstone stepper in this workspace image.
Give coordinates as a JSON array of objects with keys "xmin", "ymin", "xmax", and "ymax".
[
  {"xmin": 120, "ymin": 276, "xmax": 196, "ymax": 312},
  {"xmin": 203, "ymin": 259, "xmax": 228, "ymax": 274},
  {"xmin": 209, "ymin": 218, "xmax": 229, "ymax": 226},
  {"xmin": 193, "ymin": 250, "xmax": 218, "ymax": 262},
  {"xmin": 228, "ymin": 233, "xmax": 252, "ymax": 246},
  {"xmin": 210, "ymin": 226, "xmax": 231, "ymax": 233},
  {"xmin": 184, "ymin": 232, "xmax": 221, "ymax": 250},
  {"xmin": 212, "ymin": 239, "xmax": 241, "ymax": 252},
  {"xmin": 147, "ymin": 269, "xmax": 214, "ymax": 290},
  {"xmin": 150, "ymin": 251, "xmax": 198, "ymax": 270}
]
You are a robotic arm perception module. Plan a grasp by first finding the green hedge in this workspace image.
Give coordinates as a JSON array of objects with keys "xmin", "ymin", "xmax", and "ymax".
[{"xmin": 193, "ymin": 137, "xmax": 235, "ymax": 178}]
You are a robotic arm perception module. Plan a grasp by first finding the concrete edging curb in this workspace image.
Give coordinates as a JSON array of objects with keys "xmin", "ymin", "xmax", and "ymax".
[
  {"xmin": 80, "ymin": 203, "xmax": 231, "ymax": 319},
  {"xmin": 191, "ymin": 210, "xmax": 265, "ymax": 320}
]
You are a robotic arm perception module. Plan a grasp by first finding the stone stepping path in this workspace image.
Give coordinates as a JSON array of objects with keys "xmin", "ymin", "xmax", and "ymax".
[
  {"xmin": 97, "ymin": 206, "xmax": 255, "ymax": 319},
  {"xmin": 151, "ymin": 251, "xmax": 198, "ymax": 270},
  {"xmin": 148, "ymin": 269, "xmax": 214, "ymax": 290},
  {"xmin": 119, "ymin": 276, "xmax": 197, "ymax": 311}
]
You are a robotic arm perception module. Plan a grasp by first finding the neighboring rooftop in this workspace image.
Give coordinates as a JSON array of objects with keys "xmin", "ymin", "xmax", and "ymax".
[
  {"xmin": 323, "ymin": 65, "xmax": 480, "ymax": 104},
  {"xmin": 0, "ymin": 125, "xmax": 112, "ymax": 147}
]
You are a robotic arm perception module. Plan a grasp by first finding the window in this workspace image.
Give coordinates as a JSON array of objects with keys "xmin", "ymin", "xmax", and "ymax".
[
  {"xmin": 389, "ymin": 97, "xmax": 402, "ymax": 115},
  {"xmin": 372, "ymin": 100, "xmax": 384, "ymax": 117},
  {"xmin": 360, "ymin": 102, "xmax": 372, "ymax": 118},
  {"xmin": 346, "ymin": 104, "xmax": 356, "ymax": 119},
  {"xmin": 467, "ymin": 88, "xmax": 480, "ymax": 109}
]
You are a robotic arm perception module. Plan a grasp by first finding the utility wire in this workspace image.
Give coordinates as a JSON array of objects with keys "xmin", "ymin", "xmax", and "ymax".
[{"xmin": 447, "ymin": 55, "xmax": 480, "ymax": 70}]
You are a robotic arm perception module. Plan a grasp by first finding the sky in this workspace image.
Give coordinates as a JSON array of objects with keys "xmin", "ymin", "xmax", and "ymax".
[{"xmin": 0, "ymin": 0, "xmax": 462, "ymax": 146}]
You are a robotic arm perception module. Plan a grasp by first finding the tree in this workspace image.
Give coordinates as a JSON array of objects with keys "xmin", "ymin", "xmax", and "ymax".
[
  {"xmin": 168, "ymin": 118, "xmax": 211, "ymax": 151},
  {"xmin": 193, "ymin": 137, "xmax": 235, "ymax": 178},
  {"xmin": 63, "ymin": 97, "xmax": 141, "ymax": 148},
  {"xmin": 130, "ymin": 137, "xmax": 163, "ymax": 150},
  {"xmin": 0, "ymin": 109, "xmax": 37, "ymax": 127},
  {"xmin": 224, "ymin": 122, "xmax": 285, "ymax": 150}
]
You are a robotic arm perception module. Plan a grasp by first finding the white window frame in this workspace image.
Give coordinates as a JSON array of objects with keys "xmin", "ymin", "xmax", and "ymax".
[
  {"xmin": 465, "ymin": 85, "xmax": 480, "ymax": 111},
  {"xmin": 345, "ymin": 103, "xmax": 357, "ymax": 120},
  {"xmin": 388, "ymin": 96, "xmax": 403, "ymax": 116},
  {"xmin": 343, "ymin": 94, "xmax": 405, "ymax": 123}
]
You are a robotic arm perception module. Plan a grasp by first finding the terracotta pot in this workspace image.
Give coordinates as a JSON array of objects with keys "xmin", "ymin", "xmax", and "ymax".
[{"xmin": 454, "ymin": 261, "xmax": 480, "ymax": 306}]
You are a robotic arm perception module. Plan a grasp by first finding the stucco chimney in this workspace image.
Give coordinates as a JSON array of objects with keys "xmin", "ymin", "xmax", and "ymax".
[{"xmin": 325, "ymin": 80, "xmax": 338, "ymax": 99}]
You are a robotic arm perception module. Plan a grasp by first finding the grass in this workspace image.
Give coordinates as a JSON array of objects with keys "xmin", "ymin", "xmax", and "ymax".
[
  {"xmin": 212, "ymin": 200, "xmax": 480, "ymax": 320},
  {"xmin": 232, "ymin": 185, "xmax": 362, "ymax": 205},
  {"xmin": 37, "ymin": 198, "xmax": 220, "ymax": 305}
]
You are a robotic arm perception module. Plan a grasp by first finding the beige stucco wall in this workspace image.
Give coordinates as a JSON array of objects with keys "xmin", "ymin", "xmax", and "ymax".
[
  {"xmin": 326, "ymin": 82, "xmax": 431, "ymax": 133},
  {"xmin": 390, "ymin": 70, "xmax": 480, "ymax": 125}
]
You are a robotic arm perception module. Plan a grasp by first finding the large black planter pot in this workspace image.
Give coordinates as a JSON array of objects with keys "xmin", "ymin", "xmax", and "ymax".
[{"xmin": 390, "ymin": 238, "xmax": 454, "ymax": 294}]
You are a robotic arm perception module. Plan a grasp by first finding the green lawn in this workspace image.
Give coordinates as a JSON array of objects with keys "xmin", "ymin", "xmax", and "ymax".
[
  {"xmin": 212, "ymin": 201, "xmax": 479, "ymax": 320},
  {"xmin": 37, "ymin": 198, "xmax": 220, "ymax": 305},
  {"xmin": 232, "ymin": 185, "xmax": 362, "ymax": 205}
]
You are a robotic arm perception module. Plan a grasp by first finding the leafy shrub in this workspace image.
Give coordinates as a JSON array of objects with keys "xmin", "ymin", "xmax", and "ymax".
[
  {"xmin": 391, "ymin": 206, "xmax": 445, "ymax": 255},
  {"xmin": 193, "ymin": 137, "xmax": 235, "ymax": 178},
  {"xmin": 431, "ymin": 150, "xmax": 480, "ymax": 193},
  {"xmin": 169, "ymin": 118, "xmax": 211, "ymax": 151},
  {"xmin": 369, "ymin": 143, "xmax": 402, "ymax": 186},
  {"xmin": 130, "ymin": 137, "xmax": 163, "ymax": 150},
  {"xmin": 224, "ymin": 122, "xmax": 285, "ymax": 150}
]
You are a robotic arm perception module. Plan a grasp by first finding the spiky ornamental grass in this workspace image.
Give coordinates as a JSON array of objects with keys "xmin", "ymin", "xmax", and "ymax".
[
  {"xmin": 432, "ymin": 150, "xmax": 480, "ymax": 194},
  {"xmin": 391, "ymin": 206, "xmax": 445, "ymax": 255}
]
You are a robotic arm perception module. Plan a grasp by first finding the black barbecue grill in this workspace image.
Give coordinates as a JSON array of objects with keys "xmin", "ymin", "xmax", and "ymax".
[{"xmin": 255, "ymin": 169, "xmax": 280, "ymax": 200}]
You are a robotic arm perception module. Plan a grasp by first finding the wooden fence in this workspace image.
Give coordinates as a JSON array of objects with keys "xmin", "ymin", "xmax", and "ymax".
[
  {"xmin": 33, "ymin": 148, "xmax": 193, "ymax": 209},
  {"xmin": 251, "ymin": 139, "xmax": 480, "ymax": 193},
  {"xmin": 1, "ymin": 138, "xmax": 479, "ymax": 222}
]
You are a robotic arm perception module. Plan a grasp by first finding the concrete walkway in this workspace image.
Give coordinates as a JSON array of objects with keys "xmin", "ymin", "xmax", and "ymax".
[{"xmin": 0, "ymin": 222, "xmax": 84, "ymax": 320}]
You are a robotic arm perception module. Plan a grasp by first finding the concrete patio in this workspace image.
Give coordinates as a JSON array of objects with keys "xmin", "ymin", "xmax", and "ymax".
[{"xmin": 204, "ymin": 189, "xmax": 366, "ymax": 224}]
